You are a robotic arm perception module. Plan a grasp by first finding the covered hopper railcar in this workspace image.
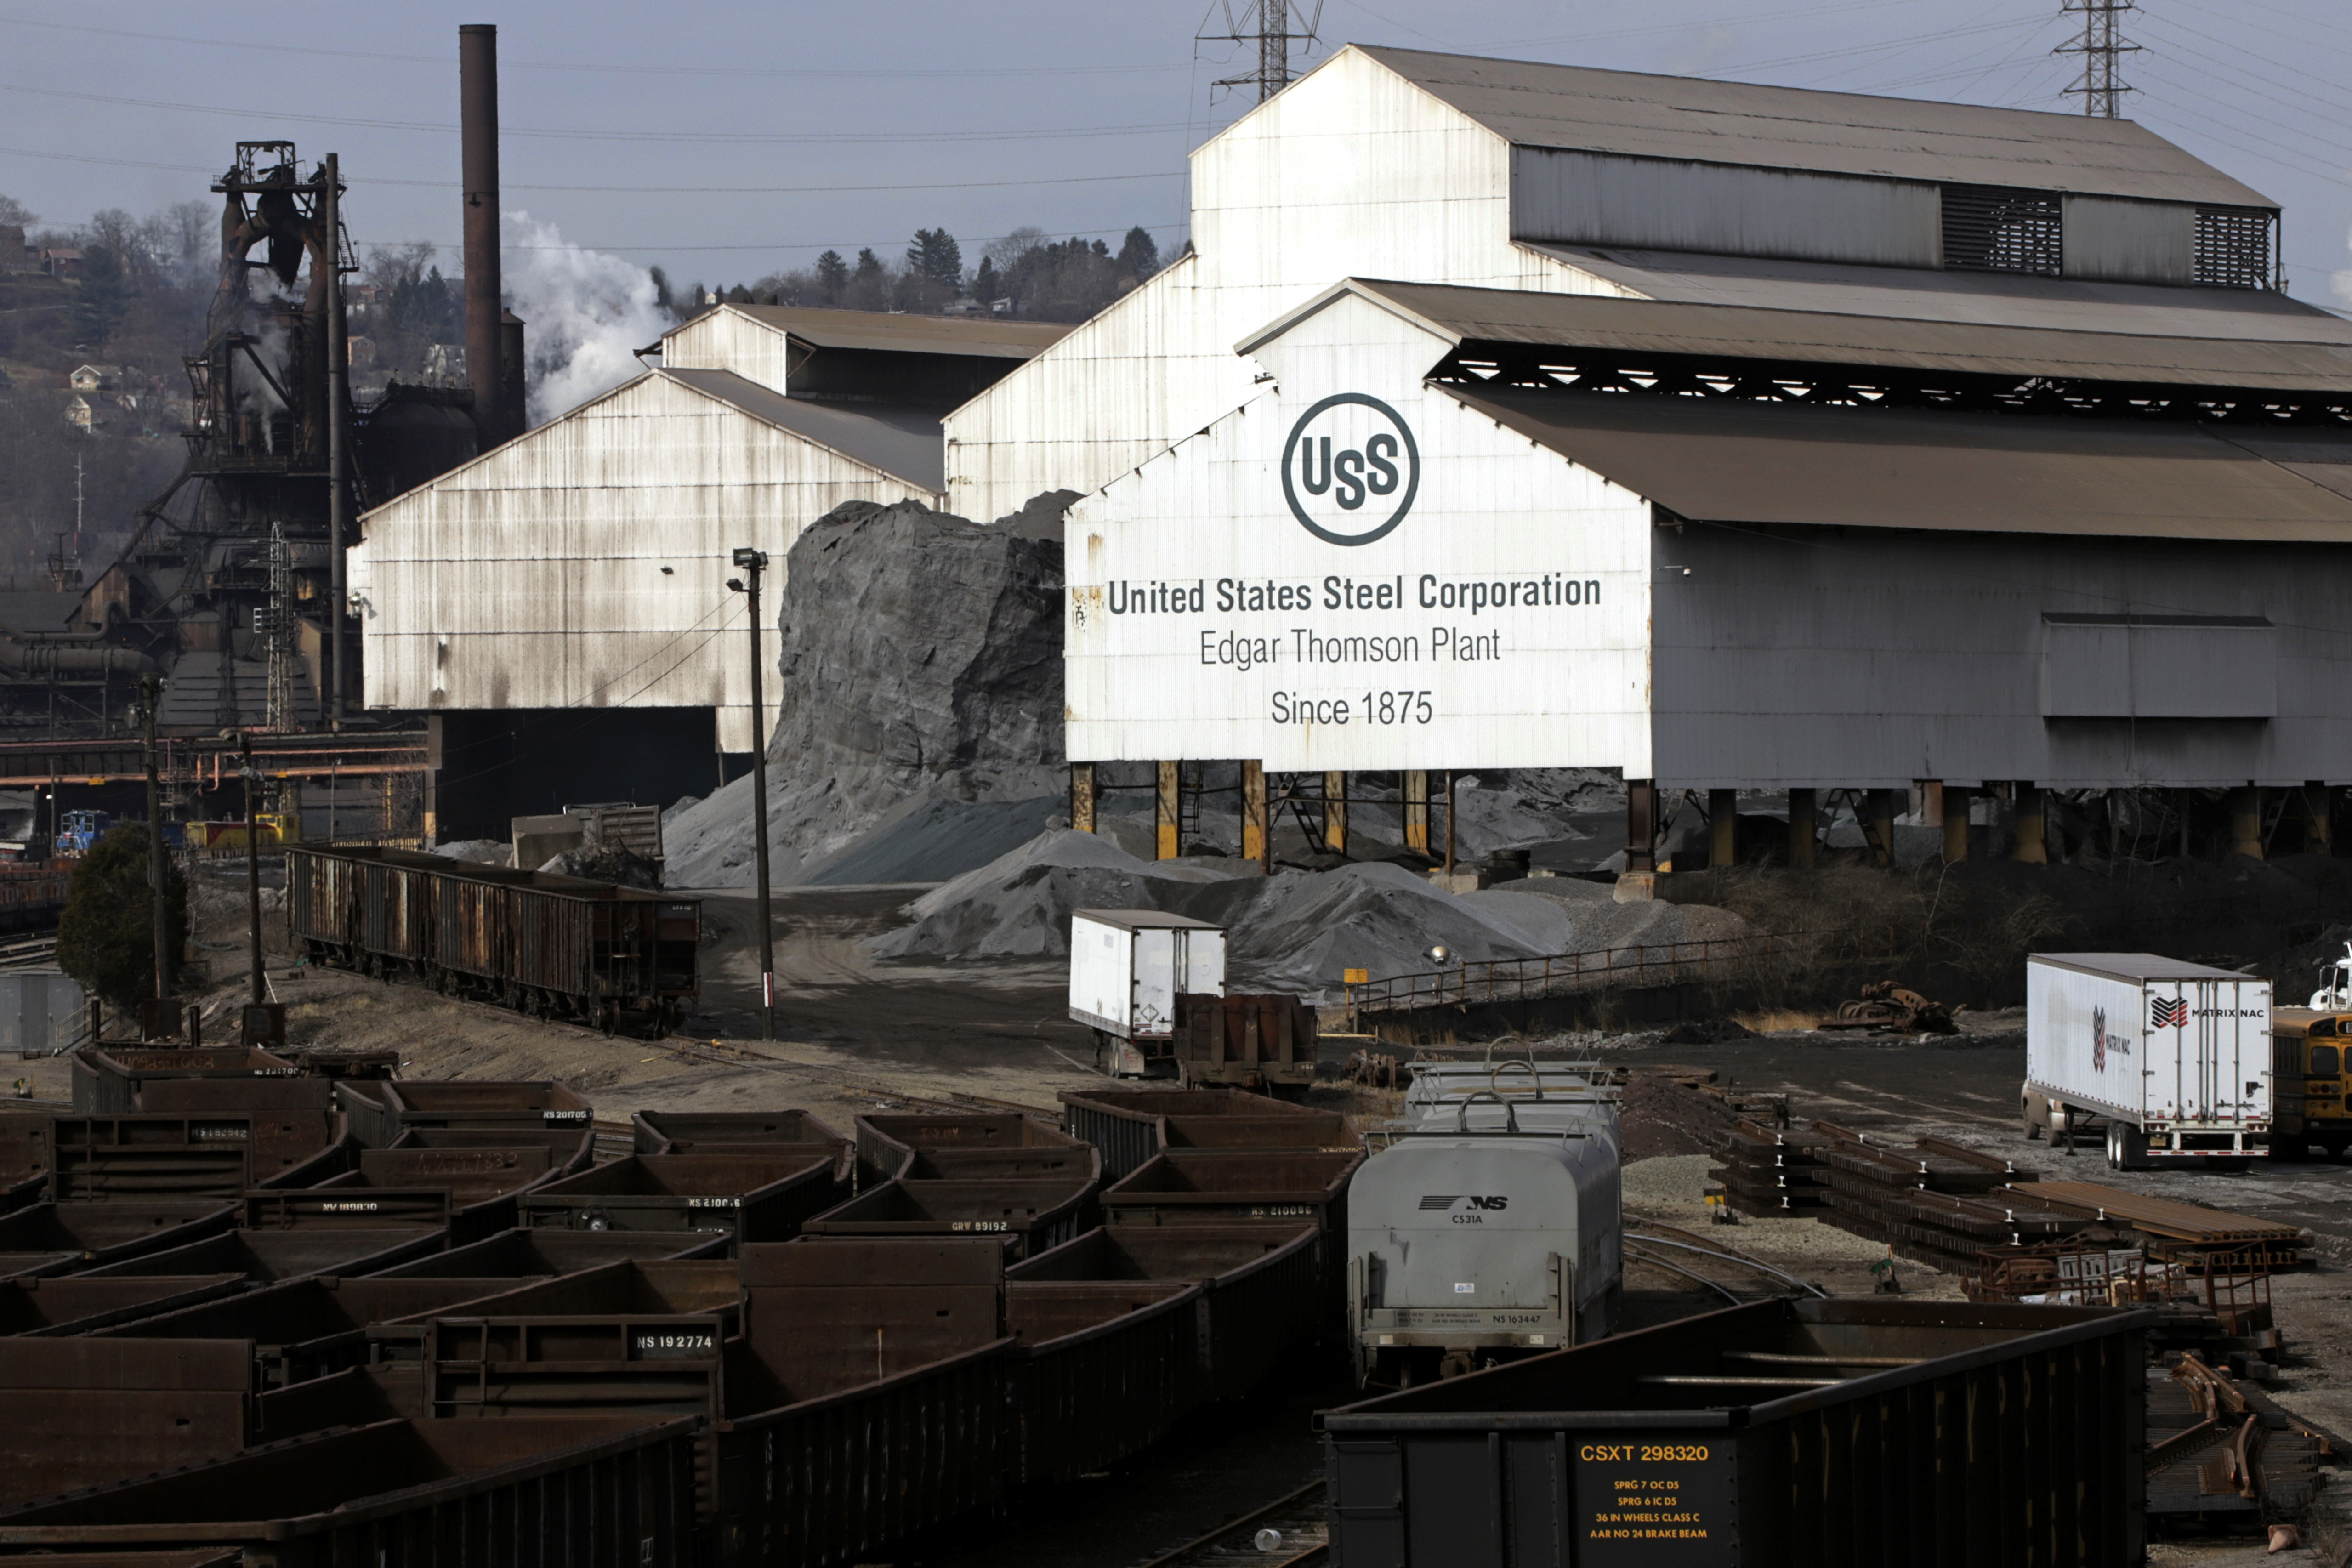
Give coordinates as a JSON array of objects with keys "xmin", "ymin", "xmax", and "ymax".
[{"xmin": 287, "ymin": 845, "xmax": 699, "ymax": 1034}]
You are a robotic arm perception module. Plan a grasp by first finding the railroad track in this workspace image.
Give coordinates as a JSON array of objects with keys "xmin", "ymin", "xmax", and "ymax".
[{"xmin": 1135, "ymin": 1480, "xmax": 1328, "ymax": 1568}]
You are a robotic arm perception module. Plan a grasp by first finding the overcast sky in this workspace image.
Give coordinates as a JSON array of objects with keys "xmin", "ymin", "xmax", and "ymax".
[{"xmin": 2, "ymin": 0, "xmax": 2348, "ymax": 307}]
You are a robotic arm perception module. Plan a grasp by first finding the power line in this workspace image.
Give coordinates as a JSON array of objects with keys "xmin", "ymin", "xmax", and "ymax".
[
  {"xmin": 0, "ymin": 143, "xmax": 1183, "ymax": 198},
  {"xmin": 0, "ymin": 13, "xmax": 1194, "ymax": 78},
  {"xmin": 0, "ymin": 78, "xmax": 1206, "ymax": 147}
]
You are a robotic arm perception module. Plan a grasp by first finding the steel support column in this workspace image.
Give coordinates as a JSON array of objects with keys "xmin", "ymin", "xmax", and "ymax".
[
  {"xmin": 2228, "ymin": 786, "xmax": 2264, "ymax": 860},
  {"xmin": 1626, "ymin": 781, "xmax": 1657, "ymax": 873},
  {"xmin": 1323, "ymin": 771, "xmax": 1346, "ymax": 855},
  {"xmin": 1708, "ymin": 788, "xmax": 1737, "ymax": 869},
  {"xmin": 1242, "ymin": 761, "xmax": 1267, "ymax": 871},
  {"xmin": 1788, "ymin": 787, "xmax": 1816, "ymax": 871},
  {"xmin": 1403, "ymin": 770, "xmax": 1429, "ymax": 854},
  {"xmin": 1068, "ymin": 762, "xmax": 1095, "ymax": 835},
  {"xmin": 2013, "ymin": 783, "xmax": 2049, "ymax": 864},
  {"xmin": 1942, "ymin": 783, "xmax": 1971, "ymax": 864},
  {"xmin": 1156, "ymin": 761, "xmax": 1180, "ymax": 860}
]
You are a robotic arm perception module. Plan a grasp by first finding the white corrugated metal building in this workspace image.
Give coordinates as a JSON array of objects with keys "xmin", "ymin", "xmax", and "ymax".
[
  {"xmin": 350, "ymin": 306, "xmax": 1065, "ymax": 836},
  {"xmin": 948, "ymin": 45, "xmax": 2302, "ymax": 520},
  {"xmin": 1030, "ymin": 46, "xmax": 2352, "ymax": 870}
]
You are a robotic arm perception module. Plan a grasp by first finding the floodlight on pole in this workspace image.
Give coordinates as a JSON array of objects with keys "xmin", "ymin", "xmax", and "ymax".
[{"xmin": 727, "ymin": 549, "xmax": 776, "ymax": 1041}]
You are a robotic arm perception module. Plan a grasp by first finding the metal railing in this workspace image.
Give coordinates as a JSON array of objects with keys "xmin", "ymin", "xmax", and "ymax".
[{"xmin": 1344, "ymin": 930, "xmax": 1844, "ymax": 1019}]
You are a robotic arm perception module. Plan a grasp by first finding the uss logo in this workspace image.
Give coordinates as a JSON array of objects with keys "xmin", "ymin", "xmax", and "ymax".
[{"xmin": 1281, "ymin": 393, "xmax": 1420, "ymax": 546}]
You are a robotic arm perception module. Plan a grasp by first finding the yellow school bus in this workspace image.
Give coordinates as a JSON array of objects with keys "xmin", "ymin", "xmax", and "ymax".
[{"xmin": 2272, "ymin": 1007, "xmax": 2352, "ymax": 1158}]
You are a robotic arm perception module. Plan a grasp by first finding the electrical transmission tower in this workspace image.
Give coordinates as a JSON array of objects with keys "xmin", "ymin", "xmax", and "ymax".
[
  {"xmin": 2057, "ymin": 0, "xmax": 2141, "ymax": 118},
  {"xmin": 1204, "ymin": 0, "xmax": 1325, "ymax": 103}
]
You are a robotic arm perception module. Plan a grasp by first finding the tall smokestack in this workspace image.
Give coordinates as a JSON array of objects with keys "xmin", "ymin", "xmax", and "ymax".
[{"xmin": 460, "ymin": 23, "xmax": 506, "ymax": 446}]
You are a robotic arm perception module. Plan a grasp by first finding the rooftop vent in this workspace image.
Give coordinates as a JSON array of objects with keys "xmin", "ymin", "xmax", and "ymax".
[
  {"xmin": 1941, "ymin": 185, "xmax": 2062, "ymax": 277},
  {"xmin": 2194, "ymin": 207, "xmax": 2272, "ymax": 290}
]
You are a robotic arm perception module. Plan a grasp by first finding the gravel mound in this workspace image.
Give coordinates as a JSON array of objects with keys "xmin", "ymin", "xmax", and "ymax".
[
  {"xmin": 871, "ymin": 828, "xmax": 1751, "ymax": 999},
  {"xmin": 870, "ymin": 830, "xmax": 1246, "ymax": 962},
  {"xmin": 802, "ymin": 795, "xmax": 1066, "ymax": 886}
]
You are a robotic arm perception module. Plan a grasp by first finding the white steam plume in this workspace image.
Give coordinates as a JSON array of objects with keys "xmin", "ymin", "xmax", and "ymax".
[{"xmin": 500, "ymin": 212, "xmax": 675, "ymax": 427}]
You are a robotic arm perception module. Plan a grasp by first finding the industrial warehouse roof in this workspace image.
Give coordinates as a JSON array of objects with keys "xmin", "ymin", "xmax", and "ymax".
[
  {"xmin": 1445, "ymin": 386, "xmax": 2352, "ymax": 543},
  {"xmin": 1355, "ymin": 46, "xmax": 2275, "ymax": 208},
  {"xmin": 677, "ymin": 304, "xmax": 1073, "ymax": 361},
  {"xmin": 1525, "ymin": 245, "xmax": 2347, "ymax": 340},
  {"xmin": 1291, "ymin": 279, "xmax": 2352, "ymax": 392},
  {"xmin": 660, "ymin": 369, "xmax": 945, "ymax": 492}
]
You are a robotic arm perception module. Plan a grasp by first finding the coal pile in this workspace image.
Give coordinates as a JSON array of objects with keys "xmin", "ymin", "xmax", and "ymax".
[{"xmin": 663, "ymin": 498, "xmax": 1068, "ymax": 887}]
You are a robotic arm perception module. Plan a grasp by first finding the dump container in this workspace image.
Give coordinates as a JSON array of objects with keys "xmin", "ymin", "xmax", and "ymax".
[
  {"xmin": 48, "ymin": 1115, "xmax": 258, "ymax": 1200},
  {"xmin": 69, "ymin": 1046, "xmax": 300, "ymax": 1116},
  {"xmin": 1006, "ymin": 1276, "xmax": 1204, "ymax": 1484},
  {"xmin": 362, "ymin": 1225, "xmax": 727, "ymax": 1279},
  {"xmin": 340, "ymin": 1078, "xmax": 594, "ymax": 1148},
  {"xmin": 399, "ymin": 1259, "xmax": 744, "ymax": 1426},
  {"xmin": 1059, "ymin": 1085, "xmax": 1344, "ymax": 1179},
  {"xmin": 1319, "ymin": 1297, "xmax": 2151, "ymax": 1568},
  {"xmin": 0, "ymin": 1108, "xmax": 51, "ymax": 1199},
  {"xmin": 81, "ymin": 1226, "xmax": 446, "ymax": 1284},
  {"xmin": 900, "ymin": 1146, "xmax": 1102, "ymax": 1182},
  {"xmin": 854, "ymin": 1111, "xmax": 1083, "ymax": 1186},
  {"xmin": 1006, "ymin": 1222, "xmax": 1322, "ymax": 1400},
  {"xmin": 0, "ymin": 1199, "xmax": 238, "ymax": 1279},
  {"xmin": 0, "ymin": 1338, "xmax": 258, "ymax": 1507},
  {"xmin": 519, "ymin": 1153, "xmax": 839, "ymax": 1251},
  {"xmin": 89, "ymin": 1084, "xmax": 341, "ymax": 1181},
  {"xmin": 89, "ymin": 1274, "xmax": 536, "ymax": 1386},
  {"xmin": 280, "ymin": 1045, "xmax": 399, "ymax": 1079},
  {"xmin": 719, "ymin": 1240, "xmax": 1017, "ymax": 1564},
  {"xmin": 1170, "ymin": 992, "xmax": 1319, "ymax": 1093},
  {"xmin": 1102, "ymin": 1148, "xmax": 1363, "ymax": 1239},
  {"xmin": 631, "ymin": 1108, "xmax": 852, "ymax": 1177},
  {"xmin": 245, "ymin": 1186, "xmax": 453, "ymax": 1231},
  {"xmin": 0, "ymin": 1273, "xmax": 247, "ymax": 1336},
  {"xmin": 800, "ymin": 1176, "xmax": 1099, "ymax": 1261},
  {"xmin": 0, "ymin": 1414, "xmax": 700, "ymax": 1567},
  {"xmin": 262, "ymin": 1134, "xmax": 591, "ymax": 1245}
]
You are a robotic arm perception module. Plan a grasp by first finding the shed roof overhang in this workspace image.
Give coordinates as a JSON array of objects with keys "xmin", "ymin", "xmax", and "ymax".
[{"xmin": 1446, "ymin": 384, "xmax": 2352, "ymax": 544}]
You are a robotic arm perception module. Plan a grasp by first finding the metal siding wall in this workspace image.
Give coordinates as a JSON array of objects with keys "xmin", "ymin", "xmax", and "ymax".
[
  {"xmin": 1510, "ymin": 148, "xmax": 1942, "ymax": 266},
  {"xmin": 2063, "ymin": 195, "xmax": 2196, "ymax": 285},
  {"xmin": 353, "ymin": 374, "xmax": 936, "ymax": 749},
  {"xmin": 943, "ymin": 47, "xmax": 1630, "ymax": 522},
  {"xmin": 659, "ymin": 309, "xmax": 796, "ymax": 395},
  {"xmin": 1649, "ymin": 524, "xmax": 2352, "ymax": 787},
  {"xmin": 1064, "ymin": 293, "xmax": 1652, "ymax": 773}
]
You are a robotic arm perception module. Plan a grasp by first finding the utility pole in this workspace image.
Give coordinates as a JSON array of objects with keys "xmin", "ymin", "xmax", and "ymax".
[
  {"xmin": 2057, "ymin": 0, "xmax": 2140, "ymax": 118},
  {"xmin": 139, "ymin": 673, "xmax": 169, "ymax": 1017},
  {"xmin": 239, "ymin": 734, "xmax": 265, "ymax": 1008},
  {"xmin": 1206, "ymin": 0, "xmax": 1324, "ymax": 102},
  {"xmin": 324, "ymin": 152, "xmax": 352, "ymax": 725},
  {"xmin": 727, "ymin": 548, "xmax": 775, "ymax": 1041}
]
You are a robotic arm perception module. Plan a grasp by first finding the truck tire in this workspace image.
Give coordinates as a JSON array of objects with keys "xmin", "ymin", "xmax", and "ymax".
[
  {"xmin": 2106, "ymin": 1121, "xmax": 2145, "ymax": 1170},
  {"xmin": 2021, "ymin": 1090, "xmax": 2047, "ymax": 1141}
]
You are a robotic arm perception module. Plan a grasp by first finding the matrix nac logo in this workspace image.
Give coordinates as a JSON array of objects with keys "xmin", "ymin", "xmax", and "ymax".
[
  {"xmin": 2151, "ymin": 996, "xmax": 2188, "ymax": 1029},
  {"xmin": 1281, "ymin": 393, "xmax": 1420, "ymax": 546},
  {"xmin": 2093, "ymin": 1006, "xmax": 2107, "ymax": 1073}
]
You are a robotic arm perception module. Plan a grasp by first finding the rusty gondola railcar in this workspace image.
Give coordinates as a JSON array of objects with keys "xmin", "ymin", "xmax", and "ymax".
[{"xmin": 287, "ymin": 846, "xmax": 699, "ymax": 1034}]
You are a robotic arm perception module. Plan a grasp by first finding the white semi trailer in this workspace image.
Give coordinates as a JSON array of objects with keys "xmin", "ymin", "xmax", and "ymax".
[
  {"xmin": 1348, "ymin": 1067, "xmax": 1621, "ymax": 1386},
  {"xmin": 1067, "ymin": 909, "xmax": 1225, "ymax": 1077},
  {"xmin": 2022, "ymin": 953, "xmax": 2271, "ymax": 1169}
]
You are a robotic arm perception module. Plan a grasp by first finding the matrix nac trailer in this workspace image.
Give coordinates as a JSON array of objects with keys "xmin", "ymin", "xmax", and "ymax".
[
  {"xmin": 2023, "ymin": 953, "xmax": 2272, "ymax": 1168},
  {"xmin": 1068, "ymin": 910, "xmax": 1225, "ymax": 1077}
]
